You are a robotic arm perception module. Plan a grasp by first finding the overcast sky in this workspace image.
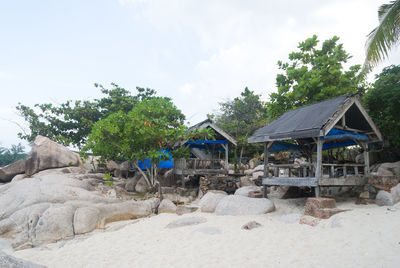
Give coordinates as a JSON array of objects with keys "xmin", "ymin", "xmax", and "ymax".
[{"xmin": 0, "ymin": 0, "xmax": 399, "ymax": 149}]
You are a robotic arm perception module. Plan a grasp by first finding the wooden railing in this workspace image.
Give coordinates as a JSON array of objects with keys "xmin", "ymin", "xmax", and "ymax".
[{"xmin": 266, "ymin": 162, "xmax": 365, "ymax": 178}]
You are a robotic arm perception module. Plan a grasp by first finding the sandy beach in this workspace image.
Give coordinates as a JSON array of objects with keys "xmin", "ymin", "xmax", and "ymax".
[{"xmin": 12, "ymin": 197, "xmax": 400, "ymax": 268}]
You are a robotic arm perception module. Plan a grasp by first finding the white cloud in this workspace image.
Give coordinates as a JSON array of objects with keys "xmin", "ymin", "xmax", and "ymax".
[{"xmin": 0, "ymin": 71, "xmax": 12, "ymax": 79}]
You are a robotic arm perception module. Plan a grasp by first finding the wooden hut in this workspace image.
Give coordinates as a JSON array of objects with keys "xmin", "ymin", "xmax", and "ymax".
[
  {"xmin": 248, "ymin": 94, "xmax": 382, "ymax": 197},
  {"xmin": 175, "ymin": 119, "xmax": 237, "ymax": 176}
]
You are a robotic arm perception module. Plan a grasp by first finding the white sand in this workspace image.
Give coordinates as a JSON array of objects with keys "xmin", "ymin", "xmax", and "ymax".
[{"xmin": 13, "ymin": 198, "xmax": 400, "ymax": 268}]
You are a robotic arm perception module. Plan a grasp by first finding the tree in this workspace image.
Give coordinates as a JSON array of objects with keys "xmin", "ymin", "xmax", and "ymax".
[
  {"xmin": 214, "ymin": 87, "xmax": 267, "ymax": 163},
  {"xmin": 16, "ymin": 83, "xmax": 157, "ymax": 149},
  {"xmin": 0, "ymin": 143, "xmax": 27, "ymax": 167},
  {"xmin": 364, "ymin": 65, "xmax": 400, "ymax": 145},
  {"xmin": 268, "ymin": 35, "xmax": 366, "ymax": 119},
  {"xmin": 365, "ymin": 1, "xmax": 400, "ymax": 69},
  {"xmin": 83, "ymin": 97, "xmax": 212, "ymax": 188}
]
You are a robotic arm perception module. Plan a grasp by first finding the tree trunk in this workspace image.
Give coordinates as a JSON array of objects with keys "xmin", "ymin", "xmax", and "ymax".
[
  {"xmin": 239, "ymin": 146, "xmax": 244, "ymax": 165},
  {"xmin": 132, "ymin": 161, "xmax": 152, "ymax": 187}
]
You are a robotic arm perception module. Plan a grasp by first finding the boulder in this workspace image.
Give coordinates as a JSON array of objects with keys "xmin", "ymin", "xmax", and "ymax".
[
  {"xmin": 252, "ymin": 171, "xmax": 264, "ymax": 180},
  {"xmin": 377, "ymin": 161, "xmax": 400, "ymax": 177},
  {"xmin": 81, "ymin": 155, "xmax": 101, "ymax": 172},
  {"xmin": 304, "ymin": 198, "xmax": 347, "ymax": 219},
  {"xmin": 158, "ymin": 199, "xmax": 177, "ymax": 214},
  {"xmin": 0, "ymin": 159, "xmax": 26, "ymax": 183},
  {"xmin": 253, "ymin": 165, "xmax": 264, "ymax": 172},
  {"xmin": 199, "ymin": 192, "xmax": 227, "ymax": 213},
  {"xmin": 234, "ymin": 186, "xmax": 261, "ymax": 197},
  {"xmin": 106, "ymin": 161, "xmax": 118, "ymax": 172},
  {"xmin": 0, "ymin": 251, "xmax": 46, "ymax": 268},
  {"xmin": 0, "ymin": 172, "xmax": 153, "ymax": 249},
  {"xmin": 376, "ymin": 190, "xmax": 394, "ymax": 206},
  {"xmin": 244, "ymin": 169, "xmax": 253, "ymax": 176},
  {"xmin": 25, "ymin": 136, "xmax": 81, "ymax": 176},
  {"xmin": 391, "ymin": 183, "xmax": 400, "ymax": 204},
  {"xmin": 240, "ymin": 176, "xmax": 256, "ymax": 187},
  {"xmin": 166, "ymin": 217, "xmax": 207, "ymax": 229},
  {"xmin": 215, "ymin": 195, "xmax": 275, "ymax": 216},
  {"xmin": 248, "ymin": 158, "xmax": 258, "ymax": 169},
  {"xmin": 135, "ymin": 176, "xmax": 148, "ymax": 193},
  {"xmin": 125, "ymin": 175, "xmax": 140, "ymax": 192}
]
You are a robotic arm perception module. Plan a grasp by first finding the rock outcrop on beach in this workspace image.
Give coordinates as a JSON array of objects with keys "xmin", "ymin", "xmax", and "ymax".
[
  {"xmin": 0, "ymin": 169, "xmax": 157, "ymax": 249},
  {"xmin": 199, "ymin": 191, "xmax": 227, "ymax": 213},
  {"xmin": 0, "ymin": 251, "xmax": 46, "ymax": 268},
  {"xmin": 215, "ymin": 195, "xmax": 275, "ymax": 216},
  {"xmin": 25, "ymin": 136, "xmax": 81, "ymax": 176},
  {"xmin": 0, "ymin": 159, "xmax": 26, "ymax": 182}
]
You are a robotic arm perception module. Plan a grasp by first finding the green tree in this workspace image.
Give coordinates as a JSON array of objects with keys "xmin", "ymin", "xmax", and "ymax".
[
  {"xmin": 16, "ymin": 83, "xmax": 156, "ymax": 149},
  {"xmin": 364, "ymin": 65, "xmax": 400, "ymax": 145},
  {"xmin": 214, "ymin": 87, "xmax": 267, "ymax": 163},
  {"xmin": 365, "ymin": 1, "xmax": 400, "ymax": 69},
  {"xmin": 268, "ymin": 35, "xmax": 366, "ymax": 119},
  {"xmin": 83, "ymin": 97, "xmax": 212, "ymax": 188},
  {"xmin": 0, "ymin": 143, "xmax": 27, "ymax": 167}
]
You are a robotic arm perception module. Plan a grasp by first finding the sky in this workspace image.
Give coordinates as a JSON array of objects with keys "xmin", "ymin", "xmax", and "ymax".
[{"xmin": 0, "ymin": 0, "xmax": 399, "ymax": 149}]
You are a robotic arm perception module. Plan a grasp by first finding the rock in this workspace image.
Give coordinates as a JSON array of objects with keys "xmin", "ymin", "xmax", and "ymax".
[
  {"xmin": 208, "ymin": 190, "xmax": 228, "ymax": 195},
  {"xmin": 244, "ymin": 169, "xmax": 253, "ymax": 176},
  {"xmin": 106, "ymin": 161, "xmax": 118, "ymax": 172},
  {"xmin": 135, "ymin": 176, "xmax": 148, "ymax": 193},
  {"xmin": 241, "ymin": 221, "xmax": 262, "ymax": 230},
  {"xmin": 304, "ymin": 198, "xmax": 347, "ymax": 219},
  {"xmin": 249, "ymin": 158, "xmax": 258, "ymax": 169},
  {"xmin": 299, "ymin": 216, "xmax": 320, "ymax": 227},
  {"xmin": 215, "ymin": 195, "xmax": 275, "ymax": 216},
  {"xmin": 166, "ymin": 217, "xmax": 207, "ymax": 229},
  {"xmin": 199, "ymin": 192, "xmax": 227, "ymax": 213},
  {"xmin": 0, "ymin": 159, "xmax": 26, "ymax": 183},
  {"xmin": 0, "ymin": 238, "xmax": 13, "ymax": 253},
  {"xmin": 280, "ymin": 213, "xmax": 301, "ymax": 224},
  {"xmin": 0, "ymin": 251, "xmax": 46, "ymax": 268},
  {"xmin": 192, "ymin": 226, "xmax": 222, "ymax": 235},
  {"xmin": 81, "ymin": 155, "xmax": 101, "ymax": 172},
  {"xmin": 176, "ymin": 205, "xmax": 198, "ymax": 215},
  {"xmin": 73, "ymin": 207, "xmax": 100, "ymax": 235},
  {"xmin": 240, "ymin": 176, "xmax": 255, "ymax": 187},
  {"xmin": 377, "ymin": 161, "xmax": 400, "ymax": 177},
  {"xmin": 359, "ymin": 191, "xmax": 370, "ymax": 199},
  {"xmin": 252, "ymin": 171, "xmax": 264, "ymax": 180},
  {"xmin": 376, "ymin": 190, "xmax": 394, "ymax": 206},
  {"xmin": 391, "ymin": 183, "xmax": 400, "ymax": 204},
  {"xmin": 0, "ymin": 173, "xmax": 153, "ymax": 249},
  {"xmin": 125, "ymin": 175, "xmax": 140, "ymax": 192},
  {"xmin": 158, "ymin": 199, "xmax": 177, "ymax": 213},
  {"xmin": 11, "ymin": 174, "xmax": 26, "ymax": 183},
  {"xmin": 234, "ymin": 186, "xmax": 260, "ymax": 197},
  {"xmin": 25, "ymin": 136, "xmax": 81, "ymax": 176},
  {"xmin": 253, "ymin": 165, "xmax": 264, "ymax": 172}
]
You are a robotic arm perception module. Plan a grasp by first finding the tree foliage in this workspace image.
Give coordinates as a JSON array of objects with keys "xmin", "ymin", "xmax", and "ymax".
[
  {"xmin": 0, "ymin": 143, "xmax": 27, "ymax": 167},
  {"xmin": 268, "ymin": 35, "xmax": 366, "ymax": 119},
  {"xmin": 83, "ymin": 97, "xmax": 212, "ymax": 186},
  {"xmin": 214, "ymin": 87, "xmax": 267, "ymax": 162},
  {"xmin": 364, "ymin": 65, "xmax": 400, "ymax": 145},
  {"xmin": 16, "ymin": 83, "xmax": 156, "ymax": 149},
  {"xmin": 365, "ymin": 0, "xmax": 400, "ymax": 69}
]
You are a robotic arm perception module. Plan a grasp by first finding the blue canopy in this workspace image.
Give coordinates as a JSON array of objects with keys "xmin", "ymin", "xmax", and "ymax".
[
  {"xmin": 269, "ymin": 141, "xmax": 301, "ymax": 152},
  {"xmin": 138, "ymin": 149, "xmax": 174, "ymax": 170}
]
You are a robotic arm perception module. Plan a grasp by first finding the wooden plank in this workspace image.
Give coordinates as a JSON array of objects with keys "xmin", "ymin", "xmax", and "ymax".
[
  {"xmin": 264, "ymin": 142, "xmax": 268, "ymax": 177},
  {"xmin": 319, "ymin": 176, "xmax": 367, "ymax": 186},
  {"xmin": 262, "ymin": 177, "xmax": 318, "ymax": 187},
  {"xmin": 353, "ymin": 99, "xmax": 383, "ymax": 141},
  {"xmin": 323, "ymin": 98, "xmax": 355, "ymax": 135}
]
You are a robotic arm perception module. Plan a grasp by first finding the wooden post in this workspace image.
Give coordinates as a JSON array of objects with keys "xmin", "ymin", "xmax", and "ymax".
[
  {"xmin": 263, "ymin": 142, "xmax": 269, "ymax": 198},
  {"xmin": 330, "ymin": 166, "xmax": 335, "ymax": 178},
  {"xmin": 343, "ymin": 166, "xmax": 347, "ymax": 178},
  {"xmin": 355, "ymin": 166, "xmax": 359, "ymax": 176},
  {"xmin": 315, "ymin": 137, "xmax": 323, "ymax": 198},
  {"xmin": 364, "ymin": 143, "xmax": 370, "ymax": 175},
  {"xmin": 224, "ymin": 143, "xmax": 229, "ymax": 170}
]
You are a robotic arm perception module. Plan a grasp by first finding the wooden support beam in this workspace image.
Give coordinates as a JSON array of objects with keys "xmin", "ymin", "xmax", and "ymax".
[
  {"xmin": 223, "ymin": 144, "xmax": 229, "ymax": 170},
  {"xmin": 263, "ymin": 142, "xmax": 269, "ymax": 198},
  {"xmin": 315, "ymin": 137, "xmax": 323, "ymax": 197},
  {"xmin": 364, "ymin": 143, "xmax": 370, "ymax": 175}
]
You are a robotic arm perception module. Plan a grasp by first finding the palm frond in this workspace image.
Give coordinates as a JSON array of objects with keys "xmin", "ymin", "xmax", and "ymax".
[{"xmin": 364, "ymin": 0, "xmax": 400, "ymax": 70}]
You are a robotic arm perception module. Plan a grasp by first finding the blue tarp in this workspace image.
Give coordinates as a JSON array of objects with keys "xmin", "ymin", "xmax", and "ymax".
[
  {"xmin": 269, "ymin": 142, "xmax": 301, "ymax": 152},
  {"xmin": 324, "ymin": 128, "xmax": 369, "ymax": 141},
  {"xmin": 185, "ymin": 140, "xmax": 228, "ymax": 144},
  {"xmin": 138, "ymin": 149, "xmax": 173, "ymax": 170}
]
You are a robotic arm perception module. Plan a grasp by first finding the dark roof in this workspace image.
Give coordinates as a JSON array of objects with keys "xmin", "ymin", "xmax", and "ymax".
[{"xmin": 248, "ymin": 95, "xmax": 352, "ymax": 142}]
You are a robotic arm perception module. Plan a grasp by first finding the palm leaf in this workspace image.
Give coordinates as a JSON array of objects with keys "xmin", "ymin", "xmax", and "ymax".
[{"xmin": 364, "ymin": 0, "xmax": 400, "ymax": 70}]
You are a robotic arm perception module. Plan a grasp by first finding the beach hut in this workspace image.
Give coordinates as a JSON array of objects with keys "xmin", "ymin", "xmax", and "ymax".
[
  {"xmin": 175, "ymin": 119, "xmax": 237, "ymax": 176},
  {"xmin": 248, "ymin": 94, "xmax": 382, "ymax": 197}
]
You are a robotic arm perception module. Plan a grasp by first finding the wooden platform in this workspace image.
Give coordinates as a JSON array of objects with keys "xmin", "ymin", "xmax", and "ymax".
[
  {"xmin": 262, "ymin": 176, "xmax": 366, "ymax": 187},
  {"xmin": 262, "ymin": 177, "xmax": 318, "ymax": 187}
]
